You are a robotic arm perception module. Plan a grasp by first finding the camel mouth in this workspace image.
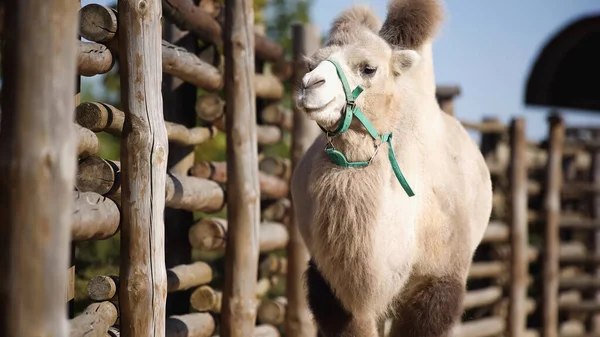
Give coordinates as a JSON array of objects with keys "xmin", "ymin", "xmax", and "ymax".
[{"xmin": 298, "ymin": 97, "xmax": 335, "ymax": 116}]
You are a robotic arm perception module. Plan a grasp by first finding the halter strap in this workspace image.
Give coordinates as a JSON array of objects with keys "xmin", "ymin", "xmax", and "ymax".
[{"xmin": 316, "ymin": 59, "xmax": 415, "ymax": 197}]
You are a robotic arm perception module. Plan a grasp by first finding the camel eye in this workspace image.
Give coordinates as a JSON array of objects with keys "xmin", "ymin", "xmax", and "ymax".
[{"xmin": 361, "ymin": 65, "xmax": 377, "ymax": 76}]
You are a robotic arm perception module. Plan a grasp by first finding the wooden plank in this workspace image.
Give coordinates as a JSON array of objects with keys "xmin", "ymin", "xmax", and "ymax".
[
  {"xmin": 508, "ymin": 117, "xmax": 528, "ymax": 337},
  {"xmin": 219, "ymin": 0, "xmax": 261, "ymax": 334},
  {"xmin": 0, "ymin": 0, "xmax": 79, "ymax": 335},
  {"xmin": 286, "ymin": 22, "xmax": 321, "ymax": 337},
  {"xmin": 542, "ymin": 114, "xmax": 564, "ymax": 337},
  {"xmin": 117, "ymin": 0, "xmax": 168, "ymax": 336}
]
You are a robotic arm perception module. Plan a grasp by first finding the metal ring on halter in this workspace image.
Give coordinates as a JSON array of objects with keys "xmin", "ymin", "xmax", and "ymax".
[{"xmin": 367, "ymin": 142, "xmax": 382, "ymax": 165}]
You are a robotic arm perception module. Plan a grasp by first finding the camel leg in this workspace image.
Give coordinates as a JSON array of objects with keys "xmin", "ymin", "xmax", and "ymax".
[
  {"xmin": 305, "ymin": 259, "xmax": 379, "ymax": 337},
  {"xmin": 388, "ymin": 275, "xmax": 465, "ymax": 337}
]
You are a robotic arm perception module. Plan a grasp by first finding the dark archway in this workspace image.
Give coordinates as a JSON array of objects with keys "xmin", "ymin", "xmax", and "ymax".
[{"xmin": 524, "ymin": 13, "xmax": 600, "ymax": 112}]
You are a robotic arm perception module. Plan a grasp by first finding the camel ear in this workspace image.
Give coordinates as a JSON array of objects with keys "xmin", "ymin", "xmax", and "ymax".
[{"xmin": 391, "ymin": 49, "xmax": 420, "ymax": 76}]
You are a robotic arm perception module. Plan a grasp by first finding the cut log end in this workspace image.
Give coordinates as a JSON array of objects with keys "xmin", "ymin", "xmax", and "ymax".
[{"xmin": 79, "ymin": 4, "xmax": 118, "ymax": 43}]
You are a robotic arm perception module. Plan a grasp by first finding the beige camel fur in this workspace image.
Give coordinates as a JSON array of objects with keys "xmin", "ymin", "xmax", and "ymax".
[{"xmin": 290, "ymin": 0, "xmax": 493, "ymax": 336}]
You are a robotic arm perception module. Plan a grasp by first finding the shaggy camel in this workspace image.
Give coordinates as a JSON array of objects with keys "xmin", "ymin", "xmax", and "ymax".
[{"xmin": 290, "ymin": 0, "xmax": 493, "ymax": 336}]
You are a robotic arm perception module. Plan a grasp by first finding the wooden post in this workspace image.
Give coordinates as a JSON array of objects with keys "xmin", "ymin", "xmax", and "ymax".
[
  {"xmin": 117, "ymin": 0, "xmax": 168, "ymax": 336},
  {"xmin": 220, "ymin": 0, "xmax": 261, "ymax": 335},
  {"xmin": 162, "ymin": 20, "xmax": 196, "ymax": 316},
  {"xmin": 591, "ymin": 148, "xmax": 600, "ymax": 333},
  {"xmin": 507, "ymin": 117, "xmax": 528, "ymax": 337},
  {"xmin": 0, "ymin": 0, "xmax": 79, "ymax": 336},
  {"xmin": 286, "ymin": 23, "xmax": 321, "ymax": 337},
  {"xmin": 541, "ymin": 114, "xmax": 564, "ymax": 337}
]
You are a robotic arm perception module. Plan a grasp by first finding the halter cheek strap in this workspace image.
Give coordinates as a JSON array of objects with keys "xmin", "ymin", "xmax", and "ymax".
[{"xmin": 317, "ymin": 59, "xmax": 415, "ymax": 197}]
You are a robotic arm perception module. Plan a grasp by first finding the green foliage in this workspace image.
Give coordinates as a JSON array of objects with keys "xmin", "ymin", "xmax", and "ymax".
[{"xmin": 265, "ymin": 0, "xmax": 313, "ymax": 58}]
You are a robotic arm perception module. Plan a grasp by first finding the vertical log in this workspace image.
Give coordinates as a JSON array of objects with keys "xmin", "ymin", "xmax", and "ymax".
[
  {"xmin": 220, "ymin": 0, "xmax": 261, "ymax": 335},
  {"xmin": 541, "ymin": 114, "xmax": 564, "ymax": 337},
  {"xmin": 0, "ymin": 0, "xmax": 79, "ymax": 336},
  {"xmin": 117, "ymin": 0, "xmax": 168, "ymax": 336},
  {"xmin": 162, "ymin": 21, "xmax": 196, "ymax": 316},
  {"xmin": 507, "ymin": 117, "xmax": 528, "ymax": 337},
  {"xmin": 287, "ymin": 23, "xmax": 321, "ymax": 337}
]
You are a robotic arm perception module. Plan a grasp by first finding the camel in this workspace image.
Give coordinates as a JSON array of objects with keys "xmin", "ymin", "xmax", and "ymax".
[{"xmin": 290, "ymin": 0, "xmax": 493, "ymax": 336}]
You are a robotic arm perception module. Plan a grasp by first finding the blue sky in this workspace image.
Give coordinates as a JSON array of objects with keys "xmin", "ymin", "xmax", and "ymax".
[{"xmin": 81, "ymin": 0, "xmax": 600, "ymax": 140}]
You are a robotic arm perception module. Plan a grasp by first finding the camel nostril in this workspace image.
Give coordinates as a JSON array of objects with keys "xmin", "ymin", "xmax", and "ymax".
[{"xmin": 304, "ymin": 77, "xmax": 326, "ymax": 90}]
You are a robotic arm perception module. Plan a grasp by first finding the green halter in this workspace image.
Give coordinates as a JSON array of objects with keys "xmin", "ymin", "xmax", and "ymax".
[{"xmin": 317, "ymin": 59, "xmax": 415, "ymax": 197}]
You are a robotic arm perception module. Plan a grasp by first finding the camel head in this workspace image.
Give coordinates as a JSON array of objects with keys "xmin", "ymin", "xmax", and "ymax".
[{"xmin": 296, "ymin": 5, "xmax": 421, "ymax": 133}]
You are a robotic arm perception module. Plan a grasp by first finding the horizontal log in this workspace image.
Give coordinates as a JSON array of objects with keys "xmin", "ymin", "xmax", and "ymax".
[
  {"xmin": 88, "ymin": 275, "xmax": 119, "ymax": 301},
  {"xmin": 167, "ymin": 261, "xmax": 213, "ymax": 292},
  {"xmin": 462, "ymin": 286, "xmax": 502, "ymax": 310},
  {"xmin": 481, "ymin": 221, "xmax": 508, "ymax": 243},
  {"xmin": 560, "ymin": 277, "xmax": 600, "ymax": 289},
  {"xmin": 189, "ymin": 161, "xmax": 289, "ymax": 199},
  {"xmin": 271, "ymin": 60, "xmax": 293, "ymax": 82},
  {"xmin": 189, "ymin": 218, "xmax": 289, "ymax": 252},
  {"xmin": 260, "ymin": 255, "xmax": 288, "ymax": 277},
  {"xmin": 257, "ymin": 296, "xmax": 287, "ymax": 325},
  {"xmin": 451, "ymin": 316, "xmax": 505, "ymax": 337},
  {"xmin": 161, "ymin": 0, "xmax": 284, "ymax": 62},
  {"xmin": 71, "ymin": 191, "xmax": 120, "ymax": 242},
  {"xmin": 78, "ymin": 40, "xmax": 114, "ymax": 76},
  {"xmin": 190, "ymin": 285, "xmax": 222, "ymax": 313},
  {"xmin": 74, "ymin": 155, "xmax": 224, "ymax": 212},
  {"xmin": 75, "ymin": 101, "xmax": 216, "ymax": 146},
  {"xmin": 559, "ymin": 319, "xmax": 585, "ymax": 337},
  {"xmin": 560, "ymin": 301, "xmax": 600, "ymax": 312},
  {"xmin": 106, "ymin": 327, "xmax": 119, "ymax": 337},
  {"xmin": 259, "ymin": 155, "xmax": 291, "ymax": 180},
  {"xmin": 195, "ymin": 93, "xmax": 225, "ymax": 123},
  {"xmin": 69, "ymin": 301, "xmax": 118, "ymax": 337},
  {"xmin": 262, "ymin": 198, "xmax": 290, "ymax": 222},
  {"xmin": 490, "ymin": 244, "xmax": 539, "ymax": 262},
  {"xmin": 165, "ymin": 312, "xmax": 215, "ymax": 337},
  {"xmin": 460, "ymin": 119, "xmax": 506, "ymax": 134},
  {"xmin": 560, "ymin": 216, "xmax": 600, "ymax": 230},
  {"xmin": 256, "ymin": 277, "xmax": 273, "ymax": 299},
  {"xmin": 468, "ymin": 262, "xmax": 506, "ymax": 279},
  {"xmin": 208, "ymin": 114, "xmax": 283, "ymax": 145},
  {"xmin": 76, "ymin": 123, "xmax": 99, "ymax": 158},
  {"xmin": 259, "ymin": 102, "xmax": 292, "ymax": 131},
  {"xmin": 88, "ymin": 262, "xmax": 212, "ymax": 301},
  {"xmin": 79, "ymin": 3, "xmax": 117, "ymax": 43},
  {"xmin": 76, "ymin": 155, "xmax": 120, "ymax": 196}
]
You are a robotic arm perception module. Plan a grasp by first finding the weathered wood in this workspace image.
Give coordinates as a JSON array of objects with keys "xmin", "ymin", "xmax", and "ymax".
[
  {"xmin": 451, "ymin": 317, "xmax": 505, "ymax": 337},
  {"xmin": 258, "ymin": 296, "xmax": 287, "ymax": 325},
  {"xmin": 220, "ymin": 0, "xmax": 261, "ymax": 334},
  {"xmin": 71, "ymin": 191, "xmax": 120, "ymax": 241},
  {"xmin": 190, "ymin": 285, "xmax": 222, "ymax": 313},
  {"xmin": 77, "ymin": 123, "xmax": 100, "ymax": 158},
  {"xmin": 195, "ymin": 93, "xmax": 225, "ymax": 122},
  {"xmin": 462, "ymin": 286, "xmax": 503, "ymax": 310},
  {"xmin": 79, "ymin": 4, "xmax": 117, "ymax": 43},
  {"xmin": 167, "ymin": 261, "xmax": 213, "ymax": 292},
  {"xmin": 508, "ymin": 117, "xmax": 528, "ymax": 337},
  {"xmin": 165, "ymin": 173, "xmax": 225, "ymax": 213},
  {"xmin": 69, "ymin": 301, "xmax": 118, "ymax": 337},
  {"xmin": 87, "ymin": 262, "xmax": 212, "ymax": 302},
  {"xmin": 76, "ymin": 101, "xmax": 216, "ymax": 146},
  {"xmin": 260, "ymin": 255, "xmax": 288, "ymax": 277},
  {"xmin": 78, "ymin": 41, "xmax": 114, "ymax": 76},
  {"xmin": 259, "ymin": 155, "xmax": 291, "ymax": 180},
  {"xmin": 286, "ymin": 23, "xmax": 322, "ymax": 337},
  {"xmin": 256, "ymin": 277, "xmax": 273, "ymax": 299},
  {"xmin": 76, "ymin": 155, "xmax": 120, "ymax": 195},
  {"xmin": 259, "ymin": 103, "xmax": 292, "ymax": 130},
  {"xmin": 189, "ymin": 218, "xmax": 288, "ymax": 252},
  {"xmin": 161, "ymin": 0, "xmax": 284, "ymax": 62},
  {"xmin": 88, "ymin": 275, "xmax": 119, "ymax": 301},
  {"xmin": 165, "ymin": 313, "xmax": 215, "ymax": 337},
  {"xmin": 0, "ymin": 1, "xmax": 78, "ymax": 335},
  {"xmin": 560, "ymin": 277, "xmax": 600, "ymax": 289},
  {"xmin": 117, "ymin": 0, "xmax": 168, "ymax": 336},
  {"xmin": 189, "ymin": 161, "xmax": 289, "ymax": 199},
  {"xmin": 254, "ymin": 73, "xmax": 286, "ymax": 100},
  {"xmin": 262, "ymin": 198, "xmax": 290, "ymax": 222},
  {"xmin": 542, "ymin": 114, "xmax": 564, "ymax": 337},
  {"xmin": 481, "ymin": 221, "xmax": 509, "ymax": 243}
]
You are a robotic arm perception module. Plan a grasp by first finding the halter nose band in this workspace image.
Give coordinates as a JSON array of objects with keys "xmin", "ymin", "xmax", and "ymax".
[{"xmin": 316, "ymin": 58, "xmax": 415, "ymax": 197}]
